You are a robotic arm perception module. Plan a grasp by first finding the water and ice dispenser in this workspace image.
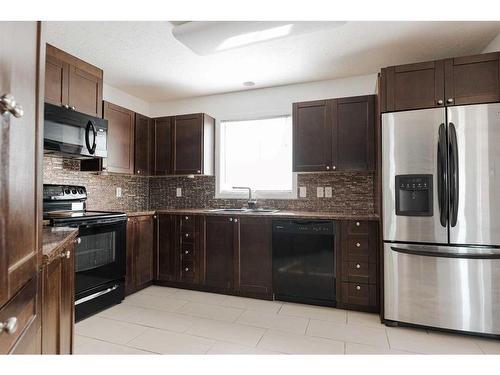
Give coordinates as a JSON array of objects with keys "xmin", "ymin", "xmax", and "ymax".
[{"xmin": 395, "ymin": 174, "xmax": 433, "ymax": 216}]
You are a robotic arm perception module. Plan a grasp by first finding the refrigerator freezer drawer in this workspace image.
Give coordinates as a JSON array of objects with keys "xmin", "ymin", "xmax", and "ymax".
[{"xmin": 384, "ymin": 243, "xmax": 500, "ymax": 335}]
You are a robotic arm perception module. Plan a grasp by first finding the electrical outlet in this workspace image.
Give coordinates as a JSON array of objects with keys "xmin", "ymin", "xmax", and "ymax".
[
  {"xmin": 299, "ymin": 186, "xmax": 307, "ymax": 198},
  {"xmin": 116, "ymin": 187, "xmax": 122, "ymax": 198},
  {"xmin": 325, "ymin": 186, "xmax": 333, "ymax": 198},
  {"xmin": 317, "ymin": 187, "xmax": 324, "ymax": 198},
  {"xmin": 176, "ymin": 187, "xmax": 182, "ymax": 197}
]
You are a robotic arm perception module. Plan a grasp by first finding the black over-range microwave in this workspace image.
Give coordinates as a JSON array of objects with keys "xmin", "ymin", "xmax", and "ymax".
[{"xmin": 44, "ymin": 103, "xmax": 108, "ymax": 159}]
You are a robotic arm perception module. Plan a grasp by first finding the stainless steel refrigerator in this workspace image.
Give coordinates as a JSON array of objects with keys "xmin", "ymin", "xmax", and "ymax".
[{"xmin": 382, "ymin": 102, "xmax": 500, "ymax": 336}]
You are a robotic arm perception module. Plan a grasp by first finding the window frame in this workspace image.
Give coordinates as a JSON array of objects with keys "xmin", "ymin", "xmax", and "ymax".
[{"xmin": 215, "ymin": 114, "xmax": 297, "ymax": 200}]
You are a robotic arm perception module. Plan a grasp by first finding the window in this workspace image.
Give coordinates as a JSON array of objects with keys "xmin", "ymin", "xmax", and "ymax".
[{"xmin": 217, "ymin": 115, "xmax": 295, "ymax": 199}]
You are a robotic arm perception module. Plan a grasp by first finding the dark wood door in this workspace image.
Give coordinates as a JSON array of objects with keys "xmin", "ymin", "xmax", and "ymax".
[
  {"xmin": 44, "ymin": 53, "xmax": 68, "ymax": 107},
  {"xmin": 236, "ymin": 217, "xmax": 272, "ymax": 297},
  {"xmin": 157, "ymin": 214, "xmax": 178, "ymax": 282},
  {"xmin": 125, "ymin": 217, "xmax": 136, "ymax": 295},
  {"xmin": 204, "ymin": 216, "xmax": 236, "ymax": 290},
  {"xmin": 68, "ymin": 65, "xmax": 103, "ymax": 117},
  {"xmin": 382, "ymin": 60, "xmax": 445, "ymax": 112},
  {"xmin": 59, "ymin": 243, "xmax": 75, "ymax": 354},
  {"xmin": 333, "ymin": 95, "xmax": 375, "ymax": 171},
  {"xmin": 0, "ymin": 21, "xmax": 39, "ymax": 308},
  {"xmin": 153, "ymin": 117, "xmax": 173, "ymax": 175},
  {"xmin": 293, "ymin": 100, "xmax": 332, "ymax": 172},
  {"xmin": 104, "ymin": 101, "xmax": 135, "ymax": 174},
  {"xmin": 173, "ymin": 114, "xmax": 203, "ymax": 175},
  {"xmin": 135, "ymin": 215, "xmax": 154, "ymax": 289},
  {"xmin": 134, "ymin": 113, "xmax": 152, "ymax": 176},
  {"xmin": 444, "ymin": 52, "xmax": 500, "ymax": 106},
  {"xmin": 41, "ymin": 258, "xmax": 62, "ymax": 354}
]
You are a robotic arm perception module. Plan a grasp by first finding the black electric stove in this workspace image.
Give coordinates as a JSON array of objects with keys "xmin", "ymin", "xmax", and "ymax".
[{"xmin": 43, "ymin": 184, "xmax": 127, "ymax": 321}]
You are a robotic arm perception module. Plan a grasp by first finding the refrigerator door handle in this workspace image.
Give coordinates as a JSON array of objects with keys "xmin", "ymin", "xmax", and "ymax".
[
  {"xmin": 390, "ymin": 244, "xmax": 500, "ymax": 259},
  {"xmin": 449, "ymin": 122, "xmax": 459, "ymax": 227},
  {"xmin": 437, "ymin": 123, "xmax": 448, "ymax": 227}
]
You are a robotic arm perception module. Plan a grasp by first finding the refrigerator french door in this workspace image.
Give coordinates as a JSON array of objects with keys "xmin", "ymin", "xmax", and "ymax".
[{"xmin": 382, "ymin": 103, "xmax": 500, "ymax": 336}]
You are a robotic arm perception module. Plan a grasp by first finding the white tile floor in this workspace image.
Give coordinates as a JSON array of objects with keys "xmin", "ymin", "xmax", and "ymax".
[{"xmin": 74, "ymin": 286, "xmax": 500, "ymax": 355}]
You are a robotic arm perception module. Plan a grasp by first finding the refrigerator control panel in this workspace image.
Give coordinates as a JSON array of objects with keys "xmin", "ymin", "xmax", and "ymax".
[{"xmin": 395, "ymin": 174, "xmax": 433, "ymax": 216}]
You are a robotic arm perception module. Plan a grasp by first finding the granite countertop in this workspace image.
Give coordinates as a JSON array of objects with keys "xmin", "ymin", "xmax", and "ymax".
[
  {"xmin": 124, "ymin": 211, "xmax": 156, "ymax": 217},
  {"xmin": 42, "ymin": 226, "xmax": 79, "ymax": 266},
  {"xmin": 153, "ymin": 208, "xmax": 379, "ymax": 221}
]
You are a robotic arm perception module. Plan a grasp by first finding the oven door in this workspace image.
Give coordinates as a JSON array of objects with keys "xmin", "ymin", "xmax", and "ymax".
[{"xmin": 75, "ymin": 220, "xmax": 126, "ymax": 296}]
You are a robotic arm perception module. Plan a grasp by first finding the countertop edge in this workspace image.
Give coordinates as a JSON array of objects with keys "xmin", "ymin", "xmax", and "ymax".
[{"xmin": 42, "ymin": 227, "xmax": 79, "ymax": 267}]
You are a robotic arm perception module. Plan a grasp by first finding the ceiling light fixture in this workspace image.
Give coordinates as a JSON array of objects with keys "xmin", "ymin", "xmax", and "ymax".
[{"xmin": 171, "ymin": 21, "xmax": 346, "ymax": 55}]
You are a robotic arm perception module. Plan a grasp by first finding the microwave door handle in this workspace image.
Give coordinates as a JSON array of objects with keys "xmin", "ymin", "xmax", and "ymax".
[
  {"xmin": 449, "ymin": 122, "xmax": 459, "ymax": 227},
  {"xmin": 437, "ymin": 123, "xmax": 448, "ymax": 227},
  {"xmin": 85, "ymin": 121, "xmax": 97, "ymax": 155}
]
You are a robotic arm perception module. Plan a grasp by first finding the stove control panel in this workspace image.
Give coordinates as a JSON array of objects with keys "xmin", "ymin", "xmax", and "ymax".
[{"xmin": 43, "ymin": 184, "xmax": 87, "ymax": 201}]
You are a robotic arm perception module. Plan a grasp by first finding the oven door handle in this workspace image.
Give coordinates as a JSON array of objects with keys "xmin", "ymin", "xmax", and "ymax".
[{"xmin": 75, "ymin": 284, "xmax": 119, "ymax": 306}]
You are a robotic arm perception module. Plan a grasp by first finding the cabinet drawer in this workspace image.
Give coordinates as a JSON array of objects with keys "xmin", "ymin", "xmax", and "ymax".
[
  {"xmin": 343, "ymin": 235, "xmax": 376, "ymax": 262},
  {"xmin": 345, "ymin": 220, "xmax": 373, "ymax": 235},
  {"xmin": 0, "ymin": 277, "xmax": 37, "ymax": 354},
  {"xmin": 180, "ymin": 260, "xmax": 196, "ymax": 283},
  {"xmin": 180, "ymin": 242, "xmax": 196, "ymax": 259},
  {"xmin": 341, "ymin": 262, "xmax": 377, "ymax": 284},
  {"xmin": 340, "ymin": 282, "xmax": 377, "ymax": 307}
]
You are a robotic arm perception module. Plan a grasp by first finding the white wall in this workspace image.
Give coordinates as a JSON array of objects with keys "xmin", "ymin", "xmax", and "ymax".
[
  {"xmin": 103, "ymin": 83, "xmax": 150, "ymax": 116},
  {"xmin": 149, "ymin": 73, "xmax": 378, "ymax": 120},
  {"xmin": 483, "ymin": 32, "xmax": 500, "ymax": 53}
]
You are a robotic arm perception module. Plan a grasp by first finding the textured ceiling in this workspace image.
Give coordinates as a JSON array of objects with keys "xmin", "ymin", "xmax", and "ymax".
[{"xmin": 44, "ymin": 21, "xmax": 500, "ymax": 102}]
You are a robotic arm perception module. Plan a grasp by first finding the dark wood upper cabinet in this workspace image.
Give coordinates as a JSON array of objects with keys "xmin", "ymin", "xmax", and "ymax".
[
  {"xmin": 45, "ymin": 44, "xmax": 103, "ymax": 117},
  {"xmin": 381, "ymin": 60, "xmax": 445, "ymax": 112},
  {"xmin": 104, "ymin": 101, "xmax": 135, "ymax": 174},
  {"xmin": 444, "ymin": 52, "xmax": 500, "ymax": 106},
  {"xmin": 126, "ymin": 215, "xmax": 154, "ymax": 295},
  {"xmin": 153, "ymin": 117, "xmax": 173, "ymax": 176},
  {"xmin": 293, "ymin": 95, "xmax": 375, "ymax": 172},
  {"xmin": 156, "ymin": 214, "xmax": 178, "ymax": 282},
  {"xmin": 204, "ymin": 216, "xmax": 236, "ymax": 291},
  {"xmin": 293, "ymin": 100, "xmax": 331, "ymax": 172},
  {"xmin": 333, "ymin": 95, "xmax": 375, "ymax": 171},
  {"xmin": 134, "ymin": 113, "xmax": 153, "ymax": 176},
  {"xmin": 172, "ymin": 113, "xmax": 215, "ymax": 175},
  {"xmin": 236, "ymin": 217, "xmax": 272, "ymax": 298}
]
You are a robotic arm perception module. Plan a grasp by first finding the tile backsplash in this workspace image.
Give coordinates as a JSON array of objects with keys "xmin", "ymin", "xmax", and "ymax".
[{"xmin": 44, "ymin": 155, "xmax": 375, "ymax": 215}]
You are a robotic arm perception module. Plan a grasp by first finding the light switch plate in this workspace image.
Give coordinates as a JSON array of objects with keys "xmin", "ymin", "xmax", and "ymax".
[
  {"xmin": 325, "ymin": 186, "xmax": 333, "ymax": 198},
  {"xmin": 299, "ymin": 186, "xmax": 307, "ymax": 198},
  {"xmin": 317, "ymin": 187, "xmax": 324, "ymax": 198},
  {"xmin": 116, "ymin": 187, "xmax": 122, "ymax": 198},
  {"xmin": 176, "ymin": 187, "xmax": 182, "ymax": 197}
]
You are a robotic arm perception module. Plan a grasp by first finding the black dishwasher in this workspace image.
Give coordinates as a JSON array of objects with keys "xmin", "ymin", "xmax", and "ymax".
[{"xmin": 272, "ymin": 220, "xmax": 336, "ymax": 306}]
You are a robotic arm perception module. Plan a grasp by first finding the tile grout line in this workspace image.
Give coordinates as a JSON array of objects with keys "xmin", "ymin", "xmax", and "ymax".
[
  {"xmin": 74, "ymin": 335, "xmax": 160, "ymax": 355},
  {"xmin": 254, "ymin": 328, "xmax": 269, "ymax": 349}
]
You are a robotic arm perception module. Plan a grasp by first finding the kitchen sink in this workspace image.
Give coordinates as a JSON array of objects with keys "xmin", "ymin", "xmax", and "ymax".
[{"xmin": 206, "ymin": 208, "xmax": 279, "ymax": 213}]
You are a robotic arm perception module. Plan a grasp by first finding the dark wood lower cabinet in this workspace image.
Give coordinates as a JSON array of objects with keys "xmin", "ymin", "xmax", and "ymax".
[
  {"xmin": 126, "ymin": 215, "xmax": 155, "ymax": 295},
  {"xmin": 41, "ymin": 241, "xmax": 75, "ymax": 354},
  {"xmin": 156, "ymin": 214, "xmax": 179, "ymax": 282}
]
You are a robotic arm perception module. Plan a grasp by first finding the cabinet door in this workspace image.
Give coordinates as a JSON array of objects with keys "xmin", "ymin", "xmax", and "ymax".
[
  {"xmin": 236, "ymin": 217, "xmax": 272, "ymax": 297},
  {"xmin": 135, "ymin": 215, "xmax": 154, "ymax": 289},
  {"xmin": 153, "ymin": 117, "xmax": 173, "ymax": 175},
  {"xmin": 444, "ymin": 52, "xmax": 500, "ymax": 106},
  {"xmin": 383, "ymin": 60, "xmax": 444, "ymax": 111},
  {"xmin": 173, "ymin": 114, "xmax": 203, "ymax": 175},
  {"xmin": 125, "ymin": 218, "xmax": 136, "ymax": 295},
  {"xmin": 42, "ymin": 258, "xmax": 62, "ymax": 354},
  {"xmin": 204, "ymin": 216, "xmax": 236, "ymax": 290},
  {"xmin": 67, "ymin": 65, "xmax": 102, "ymax": 117},
  {"xmin": 44, "ymin": 53, "xmax": 69, "ymax": 107},
  {"xmin": 293, "ymin": 100, "xmax": 332, "ymax": 172},
  {"xmin": 60, "ymin": 243, "xmax": 75, "ymax": 354},
  {"xmin": 333, "ymin": 95, "xmax": 375, "ymax": 171},
  {"xmin": 104, "ymin": 101, "xmax": 135, "ymax": 174},
  {"xmin": 0, "ymin": 21, "xmax": 38, "ymax": 307},
  {"xmin": 157, "ymin": 214, "xmax": 178, "ymax": 282},
  {"xmin": 134, "ymin": 113, "xmax": 152, "ymax": 176}
]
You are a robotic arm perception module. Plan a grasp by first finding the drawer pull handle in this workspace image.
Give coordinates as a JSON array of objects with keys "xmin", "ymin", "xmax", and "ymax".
[
  {"xmin": 356, "ymin": 264, "xmax": 361, "ymax": 269},
  {"xmin": 0, "ymin": 317, "xmax": 18, "ymax": 335},
  {"xmin": 75, "ymin": 237, "xmax": 82, "ymax": 244},
  {"xmin": 185, "ymin": 267, "xmax": 189, "ymax": 272},
  {"xmin": 356, "ymin": 285, "xmax": 361, "ymax": 291},
  {"xmin": 185, "ymin": 233, "xmax": 189, "ymax": 237},
  {"xmin": 356, "ymin": 222, "xmax": 360, "ymax": 227},
  {"xmin": 356, "ymin": 242, "xmax": 361, "ymax": 247},
  {"xmin": 229, "ymin": 218, "xmax": 233, "ymax": 222},
  {"xmin": 60, "ymin": 250, "xmax": 71, "ymax": 259},
  {"xmin": 185, "ymin": 216, "xmax": 189, "ymax": 220},
  {"xmin": 185, "ymin": 250, "xmax": 189, "ymax": 254}
]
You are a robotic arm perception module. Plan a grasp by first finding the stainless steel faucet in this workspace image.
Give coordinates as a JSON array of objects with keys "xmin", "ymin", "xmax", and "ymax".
[{"xmin": 232, "ymin": 186, "xmax": 257, "ymax": 209}]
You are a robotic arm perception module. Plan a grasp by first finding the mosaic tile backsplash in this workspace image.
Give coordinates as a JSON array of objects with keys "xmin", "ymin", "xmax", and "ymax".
[{"xmin": 44, "ymin": 156, "xmax": 375, "ymax": 215}]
